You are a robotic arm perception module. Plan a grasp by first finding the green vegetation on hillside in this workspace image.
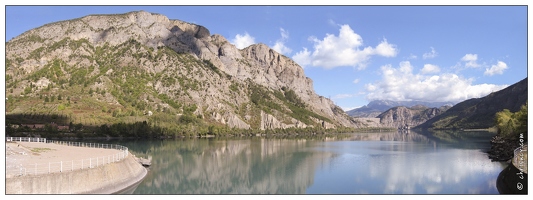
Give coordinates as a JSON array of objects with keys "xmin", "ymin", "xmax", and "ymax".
[
  {"xmin": 416, "ymin": 77, "xmax": 527, "ymax": 130},
  {"xmin": 494, "ymin": 102, "xmax": 527, "ymax": 138},
  {"xmin": 5, "ymin": 35, "xmax": 349, "ymax": 139}
]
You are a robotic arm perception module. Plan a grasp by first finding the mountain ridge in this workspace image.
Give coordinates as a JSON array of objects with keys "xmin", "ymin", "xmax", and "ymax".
[
  {"xmin": 377, "ymin": 105, "xmax": 451, "ymax": 128},
  {"xmin": 346, "ymin": 100, "xmax": 454, "ymax": 118},
  {"xmin": 416, "ymin": 77, "xmax": 527, "ymax": 130},
  {"xmin": 5, "ymin": 11, "xmax": 362, "ymax": 136}
]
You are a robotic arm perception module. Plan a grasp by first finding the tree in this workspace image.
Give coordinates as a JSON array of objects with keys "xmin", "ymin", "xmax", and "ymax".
[
  {"xmin": 494, "ymin": 102, "xmax": 528, "ymax": 138},
  {"xmin": 514, "ymin": 102, "xmax": 528, "ymax": 134}
]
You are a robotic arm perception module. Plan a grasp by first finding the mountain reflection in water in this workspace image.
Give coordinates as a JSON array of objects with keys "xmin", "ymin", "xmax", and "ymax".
[{"xmin": 116, "ymin": 131, "xmax": 505, "ymax": 194}]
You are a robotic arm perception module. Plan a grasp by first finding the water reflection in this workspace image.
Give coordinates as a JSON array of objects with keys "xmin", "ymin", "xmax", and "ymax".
[
  {"xmin": 117, "ymin": 131, "xmax": 505, "ymax": 194},
  {"xmin": 307, "ymin": 131, "xmax": 506, "ymax": 194},
  {"xmin": 128, "ymin": 138, "xmax": 326, "ymax": 194}
]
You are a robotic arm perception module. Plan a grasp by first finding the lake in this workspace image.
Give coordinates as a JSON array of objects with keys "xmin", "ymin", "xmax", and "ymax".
[{"xmin": 112, "ymin": 130, "xmax": 507, "ymax": 194}]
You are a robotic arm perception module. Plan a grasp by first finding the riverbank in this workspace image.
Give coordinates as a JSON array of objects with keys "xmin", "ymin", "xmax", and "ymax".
[
  {"xmin": 496, "ymin": 145, "xmax": 528, "ymax": 194},
  {"xmin": 487, "ymin": 135, "xmax": 522, "ymax": 162},
  {"xmin": 5, "ymin": 141, "xmax": 147, "ymax": 194}
]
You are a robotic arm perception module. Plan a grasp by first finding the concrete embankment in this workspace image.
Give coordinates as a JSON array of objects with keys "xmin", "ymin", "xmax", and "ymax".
[
  {"xmin": 6, "ymin": 154, "xmax": 147, "ymax": 194},
  {"xmin": 496, "ymin": 145, "xmax": 528, "ymax": 194}
]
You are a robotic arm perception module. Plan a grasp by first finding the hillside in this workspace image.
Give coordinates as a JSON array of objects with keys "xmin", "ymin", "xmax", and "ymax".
[
  {"xmin": 346, "ymin": 100, "xmax": 453, "ymax": 117},
  {"xmin": 377, "ymin": 105, "xmax": 451, "ymax": 128},
  {"xmin": 5, "ymin": 11, "xmax": 364, "ymax": 137},
  {"xmin": 416, "ymin": 77, "xmax": 527, "ymax": 130}
]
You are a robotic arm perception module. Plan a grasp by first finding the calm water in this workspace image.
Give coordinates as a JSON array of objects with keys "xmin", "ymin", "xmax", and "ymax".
[{"xmin": 112, "ymin": 130, "xmax": 507, "ymax": 194}]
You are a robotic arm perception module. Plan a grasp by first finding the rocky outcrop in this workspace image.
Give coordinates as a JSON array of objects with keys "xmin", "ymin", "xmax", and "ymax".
[
  {"xmin": 377, "ymin": 105, "xmax": 449, "ymax": 128},
  {"xmin": 260, "ymin": 111, "xmax": 308, "ymax": 130},
  {"xmin": 346, "ymin": 100, "xmax": 454, "ymax": 118},
  {"xmin": 5, "ymin": 10, "xmax": 359, "ymax": 130},
  {"xmin": 226, "ymin": 114, "xmax": 251, "ymax": 130},
  {"xmin": 487, "ymin": 135, "xmax": 521, "ymax": 162}
]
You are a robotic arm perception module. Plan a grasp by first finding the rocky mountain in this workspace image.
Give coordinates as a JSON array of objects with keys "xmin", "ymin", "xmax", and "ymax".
[
  {"xmin": 346, "ymin": 100, "xmax": 453, "ymax": 117},
  {"xmin": 416, "ymin": 77, "xmax": 527, "ymax": 130},
  {"xmin": 5, "ymin": 11, "xmax": 362, "ymax": 134},
  {"xmin": 377, "ymin": 105, "xmax": 451, "ymax": 128}
]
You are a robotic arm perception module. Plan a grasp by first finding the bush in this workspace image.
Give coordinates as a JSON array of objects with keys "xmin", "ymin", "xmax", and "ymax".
[{"xmin": 494, "ymin": 102, "xmax": 527, "ymax": 138}]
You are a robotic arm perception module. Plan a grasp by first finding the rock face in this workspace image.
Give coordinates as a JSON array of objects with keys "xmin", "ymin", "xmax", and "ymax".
[
  {"xmin": 5, "ymin": 11, "xmax": 359, "ymax": 130},
  {"xmin": 346, "ymin": 100, "xmax": 454, "ymax": 118},
  {"xmin": 377, "ymin": 105, "xmax": 450, "ymax": 128}
]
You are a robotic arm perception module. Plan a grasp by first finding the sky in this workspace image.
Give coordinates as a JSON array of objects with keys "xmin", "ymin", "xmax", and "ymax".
[{"xmin": 2, "ymin": 4, "xmax": 529, "ymax": 111}]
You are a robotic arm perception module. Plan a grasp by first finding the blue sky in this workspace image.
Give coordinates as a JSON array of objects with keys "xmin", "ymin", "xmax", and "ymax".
[{"xmin": 3, "ymin": 5, "xmax": 529, "ymax": 111}]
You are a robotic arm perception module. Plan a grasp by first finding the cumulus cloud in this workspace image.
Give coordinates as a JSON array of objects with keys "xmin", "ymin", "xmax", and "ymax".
[
  {"xmin": 461, "ymin": 54, "xmax": 480, "ymax": 68},
  {"xmin": 375, "ymin": 39, "xmax": 398, "ymax": 57},
  {"xmin": 353, "ymin": 79, "xmax": 360, "ymax": 84},
  {"xmin": 272, "ymin": 28, "xmax": 292, "ymax": 55},
  {"xmin": 484, "ymin": 61, "xmax": 508, "ymax": 76},
  {"xmin": 292, "ymin": 48, "xmax": 312, "ymax": 66},
  {"xmin": 420, "ymin": 64, "xmax": 441, "ymax": 74},
  {"xmin": 232, "ymin": 32, "xmax": 255, "ymax": 49},
  {"xmin": 423, "ymin": 47, "xmax": 438, "ymax": 59},
  {"xmin": 292, "ymin": 24, "xmax": 398, "ymax": 69},
  {"xmin": 365, "ymin": 61, "xmax": 508, "ymax": 103},
  {"xmin": 407, "ymin": 54, "xmax": 417, "ymax": 60}
]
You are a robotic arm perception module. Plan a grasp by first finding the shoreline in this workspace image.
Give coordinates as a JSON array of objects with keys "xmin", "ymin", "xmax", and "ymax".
[{"xmin": 487, "ymin": 135, "xmax": 522, "ymax": 162}]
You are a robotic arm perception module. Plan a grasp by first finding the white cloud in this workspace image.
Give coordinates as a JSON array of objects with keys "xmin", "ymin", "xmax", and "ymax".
[
  {"xmin": 271, "ymin": 28, "xmax": 292, "ymax": 55},
  {"xmin": 292, "ymin": 47, "xmax": 311, "ymax": 67},
  {"xmin": 423, "ymin": 47, "xmax": 438, "ymax": 59},
  {"xmin": 375, "ymin": 39, "xmax": 398, "ymax": 57},
  {"xmin": 420, "ymin": 64, "xmax": 441, "ymax": 74},
  {"xmin": 231, "ymin": 32, "xmax": 255, "ymax": 49},
  {"xmin": 461, "ymin": 54, "xmax": 480, "ymax": 68},
  {"xmin": 292, "ymin": 24, "xmax": 398, "ymax": 69},
  {"xmin": 353, "ymin": 79, "xmax": 360, "ymax": 84},
  {"xmin": 484, "ymin": 61, "xmax": 508, "ymax": 76},
  {"xmin": 407, "ymin": 53, "xmax": 417, "ymax": 60},
  {"xmin": 365, "ymin": 61, "xmax": 508, "ymax": 103}
]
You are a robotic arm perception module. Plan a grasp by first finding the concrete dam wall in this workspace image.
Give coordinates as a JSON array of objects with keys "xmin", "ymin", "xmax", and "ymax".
[{"xmin": 6, "ymin": 154, "xmax": 147, "ymax": 194}]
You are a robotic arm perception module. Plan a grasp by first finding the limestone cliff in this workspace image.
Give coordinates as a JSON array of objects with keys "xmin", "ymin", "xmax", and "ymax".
[
  {"xmin": 5, "ymin": 10, "xmax": 360, "ymax": 131},
  {"xmin": 377, "ymin": 105, "xmax": 450, "ymax": 128}
]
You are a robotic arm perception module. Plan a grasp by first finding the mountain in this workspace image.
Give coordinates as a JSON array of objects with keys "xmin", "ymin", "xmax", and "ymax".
[
  {"xmin": 416, "ymin": 77, "xmax": 528, "ymax": 130},
  {"xmin": 377, "ymin": 105, "xmax": 451, "ymax": 128},
  {"xmin": 346, "ymin": 100, "xmax": 454, "ymax": 117},
  {"xmin": 5, "ymin": 11, "xmax": 361, "ymax": 135}
]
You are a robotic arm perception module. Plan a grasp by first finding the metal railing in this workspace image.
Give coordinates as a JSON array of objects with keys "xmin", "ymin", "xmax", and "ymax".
[
  {"xmin": 513, "ymin": 144, "xmax": 528, "ymax": 174},
  {"xmin": 6, "ymin": 137, "xmax": 129, "ymax": 177}
]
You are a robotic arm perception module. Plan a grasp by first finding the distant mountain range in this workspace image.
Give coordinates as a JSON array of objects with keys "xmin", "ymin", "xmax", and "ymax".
[
  {"xmin": 346, "ymin": 100, "xmax": 454, "ymax": 118},
  {"xmin": 345, "ymin": 76, "xmax": 527, "ymax": 130},
  {"xmin": 416, "ymin": 77, "xmax": 527, "ymax": 130}
]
